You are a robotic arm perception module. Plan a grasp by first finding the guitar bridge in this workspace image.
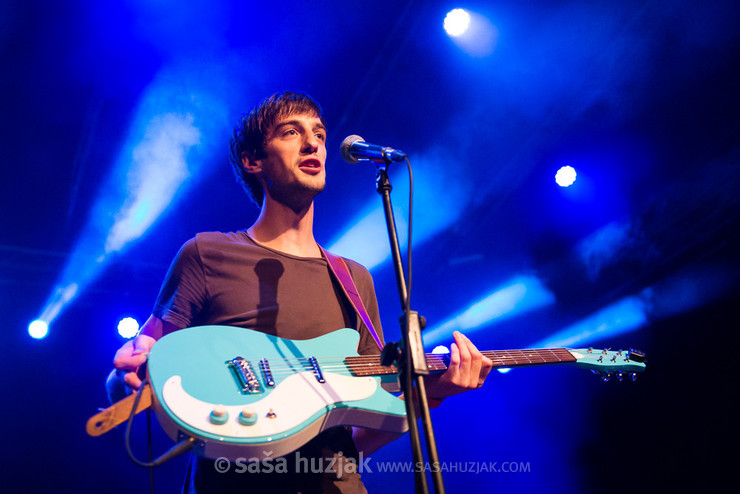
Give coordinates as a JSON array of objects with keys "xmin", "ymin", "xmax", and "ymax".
[{"xmin": 227, "ymin": 357, "xmax": 262, "ymax": 394}]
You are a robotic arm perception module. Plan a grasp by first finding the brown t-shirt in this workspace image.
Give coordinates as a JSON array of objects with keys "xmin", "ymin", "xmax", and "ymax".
[{"xmin": 151, "ymin": 230, "xmax": 384, "ymax": 493}]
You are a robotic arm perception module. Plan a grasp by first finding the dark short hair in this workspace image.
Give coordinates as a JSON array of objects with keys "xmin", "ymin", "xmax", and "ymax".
[{"xmin": 228, "ymin": 91, "xmax": 326, "ymax": 207}]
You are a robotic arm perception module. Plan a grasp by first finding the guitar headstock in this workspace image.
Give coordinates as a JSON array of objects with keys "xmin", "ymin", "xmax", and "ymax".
[{"xmin": 569, "ymin": 348, "xmax": 646, "ymax": 382}]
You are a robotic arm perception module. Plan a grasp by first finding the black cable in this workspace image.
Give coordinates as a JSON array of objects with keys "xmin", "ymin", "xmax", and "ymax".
[
  {"xmin": 404, "ymin": 157, "xmax": 413, "ymax": 318},
  {"xmin": 404, "ymin": 157, "xmax": 445, "ymax": 493},
  {"xmin": 124, "ymin": 379, "xmax": 197, "ymax": 471}
]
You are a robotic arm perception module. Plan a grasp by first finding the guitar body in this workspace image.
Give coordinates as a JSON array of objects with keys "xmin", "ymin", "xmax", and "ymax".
[{"xmin": 146, "ymin": 325, "xmax": 407, "ymax": 461}]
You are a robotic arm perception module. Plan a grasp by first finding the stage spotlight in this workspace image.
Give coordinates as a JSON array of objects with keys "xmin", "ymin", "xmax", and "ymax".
[
  {"xmin": 432, "ymin": 345, "xmax": 450, "ymax": 355},
  {"xmin": 28, "ymin": 320, "xmax": 49, "ymax": 339},
  {"xmin": 555, "ymin": 165, "xmax": 577, "ymax": 187},
  {"xmin": 444, "ymin": 9, "xmax": 499, "ymax": 57},
  {"xmin": 117, "ymin": 317, "xmax": 140, "ymax": 339},
  {"xmin": 444, "ymin": 8, "xmax": 471, "ymax": 37}
]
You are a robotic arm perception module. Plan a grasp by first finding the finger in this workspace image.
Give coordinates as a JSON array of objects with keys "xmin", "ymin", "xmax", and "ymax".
[
  {"xmin": 113, "ymin": 340, "xmax": 147, "ymax": 371},
  {"xmin": 447, "ymin": 341, "xmax": 461, "ymax": 379},
  {"xmin": 113, "ymin": 351, "xmax": 147, "ymax": 371},
  {"xmin": 453, "ymin": 331, "xmax": 472, "ymax": 383},
  {"xmin": 461, "ymin": 335, "xmax": 483, "ymax": 388},
  {"xmin": 123, "ymin": 371, "xmax": 143, "ymax": 390},
  {"xmin": 458, "ymin": 333, "xmax": 488, "ymax": 388},
  {"xmin": 479, "ymin": 354, "xmax": 494, "ymax": 385}
]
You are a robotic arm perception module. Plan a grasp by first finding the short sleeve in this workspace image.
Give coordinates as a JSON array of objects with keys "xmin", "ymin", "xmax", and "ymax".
[{"xmin": 152, "ymin": 238, "xmax": 208, "ymax": 330}]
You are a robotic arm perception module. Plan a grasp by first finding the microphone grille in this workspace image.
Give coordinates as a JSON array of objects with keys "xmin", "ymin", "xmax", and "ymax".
[{"xmin": 340, "ymin": 135, "xmax": 365, "ymax": 164}]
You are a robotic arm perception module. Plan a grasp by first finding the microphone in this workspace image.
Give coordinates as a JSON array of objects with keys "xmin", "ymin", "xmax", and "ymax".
[{"xmin": 340, "ymin": 135, "xmax": 407, "ymax": 164}]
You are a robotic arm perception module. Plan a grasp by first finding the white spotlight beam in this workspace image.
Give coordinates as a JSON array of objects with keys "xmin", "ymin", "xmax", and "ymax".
[
  {"xmin": 423, "ymin": 275, "xmax": 556, "ymax": 345},
  {"xmin": 36, "ymin": 64, "xmax": 228, "ymax": 329}
]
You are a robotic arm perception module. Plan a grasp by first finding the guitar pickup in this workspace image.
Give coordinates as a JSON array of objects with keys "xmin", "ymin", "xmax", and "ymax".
[
  {"xmin": 227, "ymin": 357, "xmax": 262, "ymax": 394},
  {"xmin": 259, "ymin": 358, "xmax": 275, "ymax": 387},
  {"xmin": 308, "ymin": 356, "xmax": 325, "ymax": 383}
]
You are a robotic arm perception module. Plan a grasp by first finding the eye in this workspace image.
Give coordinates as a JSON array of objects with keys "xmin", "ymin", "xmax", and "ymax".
[{"xmin": 315, "ymin": 132, "xmax": 326, "ymax": 142}]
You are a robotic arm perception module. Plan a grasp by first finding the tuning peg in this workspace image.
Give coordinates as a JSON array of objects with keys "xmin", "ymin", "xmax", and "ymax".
[
  {"xmin": 617, "ymin": 372, "xmax": 625, "ymax": 382},
  {"xmin": 630, "ymin": 372, "xmax": 638, "ymax": 382},
  {"xmin": 600, "ymin": 372, "xmax": 612, "ymax": 383}
]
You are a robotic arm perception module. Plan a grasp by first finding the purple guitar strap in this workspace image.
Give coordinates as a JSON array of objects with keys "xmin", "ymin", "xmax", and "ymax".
[{"xmin": 319, "ymin": 246, "xmax": 384, "ymax": 352}]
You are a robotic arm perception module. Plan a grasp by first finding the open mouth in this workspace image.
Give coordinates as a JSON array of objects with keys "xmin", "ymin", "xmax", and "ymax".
[{"xmin": 299, "ymin": 159, "xmax": 322, "ymax": 174}]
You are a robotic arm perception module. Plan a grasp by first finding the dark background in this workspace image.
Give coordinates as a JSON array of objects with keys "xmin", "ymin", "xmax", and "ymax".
[{"xmin": 1, "ymin": 0, "xmax": 738, "ymax": 492}]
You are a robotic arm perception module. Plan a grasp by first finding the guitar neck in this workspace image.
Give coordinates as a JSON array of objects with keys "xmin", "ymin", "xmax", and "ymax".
[{"xmin": 346, "ymin": 348, "xmax": 576, "ymax": 377}]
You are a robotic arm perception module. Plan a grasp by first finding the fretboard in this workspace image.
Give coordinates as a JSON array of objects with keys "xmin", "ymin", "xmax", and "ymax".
[{"xmin": 345, "ymin": 348, "xmax": 576, "ymax": 377}]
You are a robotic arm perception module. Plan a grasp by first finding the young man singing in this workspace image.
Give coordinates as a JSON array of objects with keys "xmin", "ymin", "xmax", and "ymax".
[{"xmin": 108, "ymin": 91, "xmax": 492, "ymax": 493}]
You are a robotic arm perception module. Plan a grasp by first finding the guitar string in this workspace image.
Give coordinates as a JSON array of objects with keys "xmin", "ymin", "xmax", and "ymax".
[
  {"xmin": 237, "ymin": 350, "xmax": 576, "ymax": 376},
  {"xmin": 250, "ymin": 356, "xmax": 565, "ymax": 371},
  {"xmin": 221, "ymin": 349, "xmax": 623, "ymax": 384},
  {"xmin": 240, "ymin": 349, "xmax": 574, "ymax": 367},
  {"xmin": 233, "ymin": 348, "xmax": 573, "ymax": 366}
]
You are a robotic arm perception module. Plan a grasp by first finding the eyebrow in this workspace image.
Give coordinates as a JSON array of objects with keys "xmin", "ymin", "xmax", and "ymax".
[{"xmin": 272, "ymin": 119, "xmax": 327, "ymax": 136}]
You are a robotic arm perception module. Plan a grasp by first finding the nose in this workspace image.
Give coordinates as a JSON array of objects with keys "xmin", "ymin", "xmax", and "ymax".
[{"xmin": 302, "ymin": 133, "xmax": 321, "ymax": 154}]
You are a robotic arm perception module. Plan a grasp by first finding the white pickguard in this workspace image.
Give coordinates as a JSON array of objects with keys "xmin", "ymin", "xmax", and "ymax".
[{"xmin": 161, "ymin": 371, "xmax": 378, "ymax": 441}]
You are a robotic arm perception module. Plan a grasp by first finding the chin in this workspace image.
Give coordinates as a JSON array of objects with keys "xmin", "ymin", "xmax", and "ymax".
[{"xmin": 270, "ymin": 182, "xmax": 325, "ymax": 211}]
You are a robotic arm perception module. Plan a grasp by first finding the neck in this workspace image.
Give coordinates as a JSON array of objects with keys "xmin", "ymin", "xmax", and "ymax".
[{"xmin": 247, "ymin": 196, "xmax": 320, "ymax": 257}]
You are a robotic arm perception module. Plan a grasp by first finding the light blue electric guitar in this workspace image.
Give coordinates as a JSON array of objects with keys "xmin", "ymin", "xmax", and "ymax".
[{"xmin": 145, "ymin": 325, "xmax": 646, "ymax": 461}]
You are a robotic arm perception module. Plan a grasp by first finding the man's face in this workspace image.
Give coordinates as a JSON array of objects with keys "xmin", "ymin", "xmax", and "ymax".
[{"xmin": 251, "ymin": 112, "xmax": 327, "ymax": 211}]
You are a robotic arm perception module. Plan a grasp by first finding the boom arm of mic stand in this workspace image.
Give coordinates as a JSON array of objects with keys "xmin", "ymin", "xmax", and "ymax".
[{"xmin": 375, "ymin": 165, "xmax": 445, "ymax": 494}]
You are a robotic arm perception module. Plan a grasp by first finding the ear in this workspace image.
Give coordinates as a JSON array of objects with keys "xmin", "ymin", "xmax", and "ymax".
[{"xmin": 241, "ymin": 151, "xmax": 263, "ymax": 175}]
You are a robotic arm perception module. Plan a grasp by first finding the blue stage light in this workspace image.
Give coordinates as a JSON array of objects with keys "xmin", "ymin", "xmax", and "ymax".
[
  {"xmin": 423, "ymin": 275, "xmax": 556, "ymax": 345},
  {"xmin": 444, "ymin": 9, "xmax": 471, "ymax": 37},
  {"xmin": 555, "ymin": 165, "xmax": 577, "ymax": 187},
  {"xmin": 117, "ymin": 317, "xmax": 140, "ymax": 339},
  {"xmin": 28, "ymin": 320, "xmax": 49, "ymax": 339},
  {"xmin": 35, "ymin": 62, "xmax": 230, "ymax": 327},
  {"xmin": 327, "ymin": 154, "xmax": 469, "ymax": 270},
  {"xmin": 531, "ymin": 296, "xmax": 647, "ymax": 349},
  {"xmin": 444, "ymin": 9, "xmax": 499, "ymax": 57}
]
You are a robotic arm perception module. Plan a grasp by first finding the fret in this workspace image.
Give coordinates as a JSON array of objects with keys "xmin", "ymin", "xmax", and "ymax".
[
  {"xmin": 344, "ymin": 356, "xmax": 397, "ymax": 376},
  {"xmin": 345, "ymin": 348, "xmax": 577, "ymax": 377},
  {"xmin": 481, "ymin": 348, "xmax": 576, "ymax": 367}
]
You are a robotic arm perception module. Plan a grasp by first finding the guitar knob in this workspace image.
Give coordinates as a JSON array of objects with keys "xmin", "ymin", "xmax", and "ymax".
[
  {"xmin": 209, "ymin": 405, "xmax": 229, "ymax": 425},
  {"xmin": 239, "ymin": 408, "xmax": 258, "ymax": 426}
]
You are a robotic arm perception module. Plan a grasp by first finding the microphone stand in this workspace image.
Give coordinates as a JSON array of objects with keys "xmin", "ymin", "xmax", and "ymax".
[{"xmin": 374, "ymin": 161, "xmax": 445, "ymax": 494}]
